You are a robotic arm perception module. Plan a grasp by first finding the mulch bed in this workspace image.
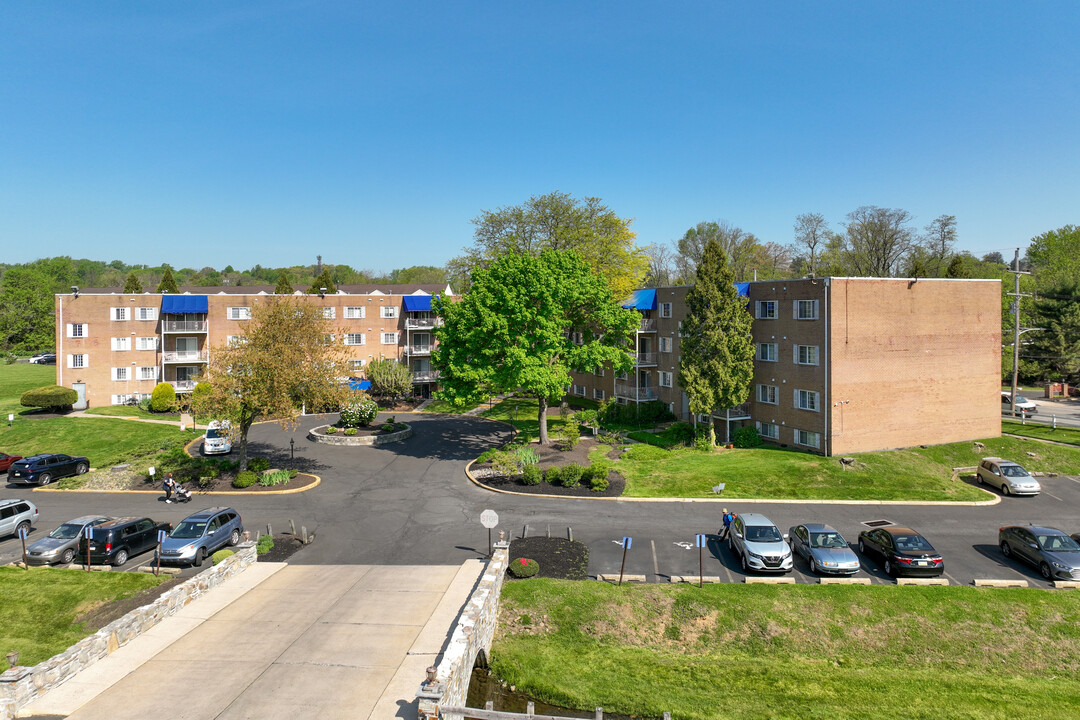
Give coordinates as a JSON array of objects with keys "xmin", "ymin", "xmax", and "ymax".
[
  {"xmin": 309, "ymin": 423, "xmax": 402, "ymax": 439},
  {"xmin": 118, "ymin": 471, "xmax": 319, "ymax": 494},
  {"xmin": 471, "ymin": 437, "xmax": 627, "ymax": 498},
  {"xmin": 258, "ymin": 533, "xmax": 311, "ymax": 563},
  {"xmin": 507, "ymin": 537, "xmax": 589, "ymax": 581}
]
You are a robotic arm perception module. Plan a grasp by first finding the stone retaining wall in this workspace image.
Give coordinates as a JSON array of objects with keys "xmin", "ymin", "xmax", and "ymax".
[
  {"xmin": 307, "ymin": 423, "xmax": 413, "ymax": 446},
  {"xmin": 0, "ymin": 544, "xmax": 258, "ymax": 720},
  {"xmin": 417, "ymin": 543, "xmax": 510, "ymax": 720}
]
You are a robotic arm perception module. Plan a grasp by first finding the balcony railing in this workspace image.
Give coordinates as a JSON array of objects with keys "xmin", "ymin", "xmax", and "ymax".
[
  {"xmin": 412, "ymin": 370, "xmax": 440, "ymax": 382},
  {"xmin": 405, "ymin": 318, "xmax": 442, "ymax": 329},
  {"xmin": 637, "ymin": 318, "xmax": 656, "ymax": 332},
  {"xmin": 168, "ymin": 380, "xmax": 197, "ymax": 392},
  {"xmin": 406, "ymin": 345, "xmax": 432, "ymax": 356},
  {"xmin": 615, "ymin": 384, "xmax": 657, "ymax": 401},
  {"xmin": 634, "ymin": 352, "xmax": 657, "ymax": 367},
  {"xmin": 714, "ymin": 402, "xmax": 752, "ymax": 419},
  {"xmin": 163, "ymin": 350, "xmax": 209, "ymax": 363},
  {"xmin": 162, "ymin": 320, "xmax": 207, "ymax": 333}
]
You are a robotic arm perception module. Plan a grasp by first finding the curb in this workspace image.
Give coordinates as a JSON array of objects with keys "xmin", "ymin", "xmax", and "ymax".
[
  {"xmin": 973, "ymin": 578, "xmax": 1028, "ymax": 588},
  {"xmin": 34, "ymin": 473, "xmax": 321, "ymax": 496}
]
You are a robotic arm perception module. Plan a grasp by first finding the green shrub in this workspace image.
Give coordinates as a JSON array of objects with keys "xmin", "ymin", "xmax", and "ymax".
[
  {"xmin": 590, "ymin": 475, "xmax": 609, "ymax": 492},
  {"xmin": 562, "ymin": 422, "xmax": 580, "ymax": 449},
  {"xmin": 287, "ymin": 469, "xmax": 299, "ymax": 478},
  {"xmin": 191, "ymin": 381, "xmax": 212, "ymax": 408},
  {"xmin": 598, "ymin": 431, "xmax": 622, "ymax": 446},
  {"xmin": 508, "ymin": 557, "xmax": 539, "ymax": 579},
  {"xmin": 544, "ymin": 465, "xmax": 563, "ymax": 485},
  {"xmin": 150, "ymin": 382, "xmax": 177, "ymax": 412},
  {"xmin": 732, "ymin": 425, "xmax": 763, "ymax": 448},
  {"xmin": 19, "ymin": 385, "xmax": 78, "ymax": 411},
  {"xmin": 247, "ymin": 457, "xmax": 270, "ymax": 472},
  {"xmin": 694, "ymin": 427, "xmax": 715, "ymax": 451},
  {"xmin": 386, "ymin": 415, "xmax": 395, "ymax": 424},
  {"xmin": 488, "ymin": 449, "xmax": 520, "ymax": 476},
  {"xmin": 198, "ymin": 459, "xmax": 221, "ymax": 478},
  {"xmin": 339, "ymin": 397, "xmax": 379, "ymax": 427},
  {"xmin": 325, "ymin": 426, "xmax": 338, "ymax": 435},
  {"xmin": 586, "ymin": 462, "xmax": 611, "ymax": 490},
  {"xmin": 600, "ymin": 399, "xmax": 675, "ymax": 427},
  {"xmin": 211, "ymin": 549, "xmax": 235, "ymax": 565},
  {"xmin": 232, "ymin": 471, "xmax": 258, "ymax": 488},
  {"xmin": 477, "ymin": 449, "xmax": 499, "ymax": 464},
  {"xmin": 522, "ymin": 464, "xmax": 543, "ymax": 485},
  {"xmin": 198, "ymin": 475, "xmax": 215, "ymax": 489},
  {"xmin": 256, "ymin": 534, "xmax": 275, "ymax": 555},
  {"xmin": 344, "ymin": 427, "xmax": 357, "ymax": 436},
  {"xmin": 259, "ymin": 469, "xmax": 291, "ymax": 487},
  {"xmin": 561, "ymin": 464, "xmax": 584, "ymax": 488},
  {"xmin": 515, "ymin": 447, "xmax": 539, "ymax": 467}
]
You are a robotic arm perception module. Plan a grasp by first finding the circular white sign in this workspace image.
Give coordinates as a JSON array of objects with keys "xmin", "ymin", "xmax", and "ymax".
[{"xmin": 480, "ymin": 509, "xmax": 499, "ymax": 529}]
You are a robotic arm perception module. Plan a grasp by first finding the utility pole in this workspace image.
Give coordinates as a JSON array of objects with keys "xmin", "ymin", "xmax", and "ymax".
[{"xmin": 1008, "ymin": 248, "xmax": 1032, "ymax": 416}]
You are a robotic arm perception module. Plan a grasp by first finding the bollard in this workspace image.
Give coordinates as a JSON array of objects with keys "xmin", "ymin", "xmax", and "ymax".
[
  {"xmin": 267, "ymin": 523, "xmax": 272, "ymax": 537},
  {"xmin": 301, "ymin": 526, "xmax": 309, "ymax": 544},
  {"xmin": 547, "ymin": 524, "xmax": 550, "ymax": 539},
  {"xmin": 522, "ymin": 524, "xmax": 529, "ymax": 539},
  {"xmin": 289, "ymin": 519, "xmax": 296, "ymax": 536},
  {"xmin": 568, "ymin": 526, "xmax": 573, "ymax": 542}
]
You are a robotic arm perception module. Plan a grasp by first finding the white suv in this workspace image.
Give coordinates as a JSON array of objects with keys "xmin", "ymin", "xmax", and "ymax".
[
  {"xmin": 728, "ymin": 512, "xmax": 793, "ymax": 573},
  {"xmin": 0, "ymin": 499, "xmax": 39, "ymax": 539}
]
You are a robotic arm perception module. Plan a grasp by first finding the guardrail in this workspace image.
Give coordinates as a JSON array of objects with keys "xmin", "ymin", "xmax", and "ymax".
[
  {"xmin": 161, "ymin": 320, "xmax": 206, "ymax": 332},
  {"xmin": 1002, "ymin": 412, "xmax": 1080, "ymax": 430},
  {"xmin": 615, "ymin": 384, "xmax": 657, "ymax": 401},
  {"xmin": 634, "ymin": 352, "xmax": 657, "ymax": 366},
  {"xmin": 162, "ymin": 350, "xmax": 208, "ymax": 363},
  {"xmin": 637, "ymin": 318, "xmax": 656, "ymax": 332},
  {"xmin": 168, "ymin": 380, "xmax": 197, "ymax": 391}
]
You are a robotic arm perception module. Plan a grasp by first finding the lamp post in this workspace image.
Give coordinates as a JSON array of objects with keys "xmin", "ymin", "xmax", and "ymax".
[{"xmin": 290, "ymin": 438, "xmax": 295, "ymax": 460}]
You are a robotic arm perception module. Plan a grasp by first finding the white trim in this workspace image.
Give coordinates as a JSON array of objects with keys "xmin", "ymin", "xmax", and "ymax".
[
  {"xmin": 344, "ymin": 306, "xmax": 366, "ymax": 319},
  {"xmin": 110, "ymin": 307, "xmax": 129, "ymax": 322},
  {"xmin": 795, "ymin": 428, "xmax": 821, "ymax": 448},
  {"xmin": 345, "ymin": 333, "xmax": 366, "ymax": 346},
  {"xmin": 659, "ymin": 302, "xmax": 673, "ymax": 318},
  {"xmin": 381, "ymin": 332, "xmax": 399, "ymax": 345},
  {"xmin": 227, "ymin": 306, "xmax": 251, "ymax": 320},
  {"xmin": 758, "ymin": 342, "xmax": 777, "ymax": 362},
  {"xmin": 659, "ymin": 371, "xmax": 673, "ymax": 388},
  {"xmin": 136, "ymin": 307, "xmax": 158, "ymax": 321},
  {"xmin": 66, "ymin": 323, "xmax": 88, "ymax": 338},
  {"xmin": 111, "ymin": 337, "xmax": 131, "ymax": 352},
  {"xmin": 757, "ymin": 384, "xmax": 778, "ymax": 405},
  {"xmin": 68, "ymin": 354, "xmax": 88, "ymax": 369},
  {"xmin": 794, "ymin": 388, "xmax": 820, "ymax": 411}
]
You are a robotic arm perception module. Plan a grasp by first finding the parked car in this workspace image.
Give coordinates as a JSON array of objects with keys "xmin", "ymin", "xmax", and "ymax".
[
  {"xmin": 158, "ymin": 507, "xmax": 243, "ymax": 567},
  {"xmin": 788, "ymin": 523, "xmax": 860, "ymax": 575},
  {"xmin": 1000, "ymin": 525, "xmax": 1080, "ymax": 581},
  {"xmin": 78, "ymin": 517, "xmax": 172, "ymax": 567},
  {"xmin": 976, "ymin": 457, "xmax": 1041, "ymax": 496},
  {"xmin": 26, "ymin": 516, "xmax": 111, "ymax": 565},
  {"xmin": 29, "ymin": 353, "xmax": 56, "ymax": 365},
  {"xmin": 728, "ymin": 512, "xmax": 792, "ymax": 573},
  {"xmin": 0, "ymin": 452, "xmax": 24, "ymax": 473},
  {"xmin": 7, "ymin": 453, "xmax": 90, "ymax": 485},
  {"xmin": 857, "ymin": 526, "xmax": 944, "ymax": 577},
  {"xmin": 1001, "ymin": 391, "xmax": 1037, "ymax": 416},
  {"xmin": 0, "ymin": 499, "xmax": 39, "ymax": 539},
  {"xmin": 201, "ymin": 421, "xmax": 233, "ymax": 455}
]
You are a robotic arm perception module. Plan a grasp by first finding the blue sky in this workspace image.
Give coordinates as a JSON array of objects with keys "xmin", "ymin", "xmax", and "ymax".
[{"xmin": 2, "ymin": 2, "xmax": 1077, "ymax": 272}]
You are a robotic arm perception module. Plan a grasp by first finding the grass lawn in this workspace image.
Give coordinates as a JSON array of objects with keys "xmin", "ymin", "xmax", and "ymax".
[
  {"xmin": 1003, "ymin": 419, "xmax": 1080, "ymax": 447},
  {"xmin": 422, "ymin": 398, "xmax": 480, "ymax": 414},
  {"xmin": 494, "ymin": 580, "xmax": 1080, "ymax": 720},
  {"xmin": 481, "ymin": 397, "xmax": 573, "ymax": 443},
  {"xmin": 84, "ymin": 405, "xmax": 182, "ymax": 421},
  {"xmin": 613, "ymin": 433, "xmax": 1080, "ymax": 500},
  {"xmin": 0, "ymin": 567, "xmax": 168, "ymax": 666},
  {"xmin": 0, "ymin": 362, "xmax": 56, "ymax": 417}
]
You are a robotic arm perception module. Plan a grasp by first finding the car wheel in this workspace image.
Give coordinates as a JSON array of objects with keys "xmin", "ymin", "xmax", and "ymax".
[
  {"xmin": 740, "ymin": 553, "xmax": 748, "ymax": 573},
  {"xmin": 38, "ymin": 473, "xmax": 52, "ymax": 486},
  {"xmin": 75, "ymin": 462, "xmax": 88, "ymax": 475},
  {"xmin": 15, "ymin": 521, "xmax": 30, "ymax": 537},
  {"xmin": 193, "ymin": 547, "xmax": 205, "ymax": 567},
  {"xmin": 229, "ymin": 529, "xmax": 240, "ymax": 547},
  {"xmin": 113, "ymin": 549, "xmax": 129, "ymax": 567},
  {"xmin": 1001, "ymin": 485, "xmax": 1010, "ymax": 496},
  {"xmin": 809, "ymin": 557, "xmax": 819, "ymax": 575},
  {"xmin": 977, "ymin": 473, "xmax": 985, "ymax": 485},
  {"xmin": 884, "ymin": 559, "xmax": 894, "ymax": 577},
  {"xmin": 1001, "ymin": 541, "xmax": 1012, "ymax": 558},
  {"xmin": 858, "ymin": 539, "xmax": 866, "ymax": 553},
  {"xmin": 60, "ymin": 548, "xmax": 75, "ymax": 565},
  {"xmin": 1040, "ymin": 563, "xmax": 1053, "ymax": 580}
]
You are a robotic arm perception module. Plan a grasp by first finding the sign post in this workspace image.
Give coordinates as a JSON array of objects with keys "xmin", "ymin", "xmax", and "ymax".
[
  {"xmin": 480, "ymin": 510, "xmax": 499, "ymax": 557},
  {"xmin": 695, "ymin": 534, "xmax": 707, "ymax": 587},
  {"xmin": 619, "ymin": 536, "xmax": 632, "ymax": 586},
  {"xmin": 18, "ymin": 526, "xmax": 29, "ymax": 569},
  {"xmin": 85, "ymin": 526, "xmax": 94, "ymax": 571},
  {"xmin": 156, "ymin": 529, "xmax": 167, "ymax": 577},
  {"xmin": 148, "ymin": 466, "xmax": 156, "ymax": 483}
]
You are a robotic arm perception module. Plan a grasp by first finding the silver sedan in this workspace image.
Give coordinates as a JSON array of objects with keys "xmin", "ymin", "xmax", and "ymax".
[
  {"xmin": 789, "ymin": 523, "xmax": 861, "ymax": 575},
  {"xmin": 26, "ymin": 516, "xmax": 111, "ymax": 566}
]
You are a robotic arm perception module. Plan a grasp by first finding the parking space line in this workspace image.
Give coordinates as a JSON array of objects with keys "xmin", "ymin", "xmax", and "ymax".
[
  {"xmin": 650, "ymin": 539, "xmax": 659, "ymax": 581},
  {"xmin": 943, "ymin": 571, "xmax": 961, "ymax": 585},
  {"xmin": 1042, "ymin": 490, "xmax": 1064, "ymax": 501}
]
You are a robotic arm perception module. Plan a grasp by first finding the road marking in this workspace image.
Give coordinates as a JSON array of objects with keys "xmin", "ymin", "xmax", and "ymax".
[
  {"xmin": 1042, "ymin": 490, "xmax": 1064, "ymax": 501},
  {"xmin": 943, "ymin": 571, "xmax": 961, "ymax": 585},
  {"xmin": 1062, "ymin": 476, "xmax": 1080, "ymax": 485},
  {"xmin": 650, "ymin": 539, "xmax": 659, "ymax": 578},
  {"xmin": 673, "ymin": 541, "xmax": 692, "ymax": 550}
]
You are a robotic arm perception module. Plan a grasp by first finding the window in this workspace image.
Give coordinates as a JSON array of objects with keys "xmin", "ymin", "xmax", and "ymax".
[
  {"xmin": 136, "ymin": 336, "xmax": 158, "ymax": 351},
  {"xmin": 349, "ymin": 359, "xmax": 365, "ymax": 370},
  {"xmin": 757, "ymin": 384, "xmax": 778, "ymax": 404},
  {"xmin": 795, "ymin": 299, "xmax": 819, "ymax": 320},
  {"xmin": 67, "ymin": 323, "xmax": 88, "ymax": 338},
  {"xmin": 573, "ymin": 384, "xmax": 586, "ymax": 397},
  {"xmin": 756, "ymin": 300, "xmax": 777, "ymax": 319},
  {"xmin": 322, "ymin": 307, "xmax": 336, "ymax": 319},
  {"xmin": 345, "ymin": 333, "xmax": 366, "ymax": 346},
  {"xmin": 381, "ymin": 332, "xmax": 399, "ymax": 345},
  {"xmin": 593, "ymin": 388, "xmax": 605, "ymax": 401},
  {"xmin": 381, "ymin": 306, "xmax": 398, "ymax": 319},
  {"xmin": 659, "ymin": 371, "xmax": 673, "ymax": 388},
  {"xmin": 344, "ymin": 306, "xmax": 365, "ymax": 319},
  {"xmin": 112, "ymin": 367, "xmax": 129, "ymax": 381},
  {"xmin": 136, "ymin": 307, "xmax": 157, "ymax": 321},
  {"xmin": 616, "ymin": 372, "xmax": 628, "ymax": 381},
  {"xmin": 795, "ymin": 389, "xmax": 820, "ymax": 411},
  {"xmin": 660, "ymin": 302, "xmax": 673, "ymax": 318},
  {"xmin": 110, "ymin": 307, "xmax": 128, "ymax": 321},
  {"xmin": 795, "ymin": 429, "xmax": 821, "ymax": 448},
  {"xmin": 757, "ymin": 422, "xmax": 780, "ymax": 439},
  {"xmin": 227, "ymin": 306, "xmax": 251, "ymax": 321},
  {"xmin": 757, "ymin": 343, "xmax": 777, "ymax": 362},
  {"xmin": 659, "ymin": 336, "xmax": 673, "ymax": 353},
  {"xmin": 111, "ymin": 337, "xmax": 131, "ymax": 351},
  {"xmin": 68, "ymin": 354, "xmax": 87, "ymax": 368},
  {"xmin": 572, "ymin": 332, "xmax": 584, "ymax": 345},
  {"xmin": 795, "ymin": 345, "xmax": 819, "ymax": 365},
  {"xmin": 138, "ymin": 366, "xmax": 158, "ymax": 381}
]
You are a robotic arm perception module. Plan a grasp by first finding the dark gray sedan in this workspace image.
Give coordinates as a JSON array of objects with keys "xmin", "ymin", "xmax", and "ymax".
[
  {"xmin": 789, "ymin": 523, "xmax": 861, "ymax": 575},
  {"xmin": 1000, "ymin": 525, "xmax": 1080, "ymax": 581},
  {"xmin": 26, "ymin": 516, "xmax": 111, "ymax": 566}
]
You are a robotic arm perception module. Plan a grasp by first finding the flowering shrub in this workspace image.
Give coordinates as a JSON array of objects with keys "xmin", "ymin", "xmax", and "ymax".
[
  {"xmin": 340, "ymin": 397, "xmax": 379, "ymax": 427},
  {"xmin": 508, "ymin": 557, "xmax": 539, "ymax": 578}
]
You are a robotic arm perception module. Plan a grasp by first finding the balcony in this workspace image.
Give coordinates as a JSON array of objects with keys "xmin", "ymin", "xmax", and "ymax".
[
  {"xmin": 634, "ymin": 352, "xmax": 657, "ymax": 367},
  {"xmin": 615, "ymin": 384, "xmax": 657, "ymax": 401},
  {"xmin": 405, "ymin": 344, "xmax": 432, "ymax": 356},
  {"xmin": 168, "ymin": 380, "xmax": 197, "ymax": 392},
  {"xmin": 637, "ymin": 318, "xmax": 656, "ymax": 332},
  {"xmin": 412, "ymin": 370, "xmax": 440, "ymax": 383},
  {"xmin": 405, "ymin": 318, "xmax": 442, "ymax": 330},
  {"xmin": 714, "ymin": 402, "xmax": 752, "ymax": 420},
  {"xmin": 163, "ymin": 350, "xmax": 209, "ymax": 363},
  {"xmin": 162, "ymin": 320, "xmax": 207, "ymax": 333}
]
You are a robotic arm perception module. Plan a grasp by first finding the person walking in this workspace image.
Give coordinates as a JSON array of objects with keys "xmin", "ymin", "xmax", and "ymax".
[
  {"xmin": 720, "ymin": 508, "xmax": 735, "ymax": 539},
  {"xmin": 163, "ymin": 473, "xmax": 176, "ymax": 504}
]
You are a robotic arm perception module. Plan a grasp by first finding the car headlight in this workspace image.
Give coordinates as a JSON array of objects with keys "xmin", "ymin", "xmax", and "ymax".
[
  {"xmin": 178, "ymin": 545, "xmax": 196, "ymax": 557},
  {"xmin": 1052, "ymin": 561, "xmax": 1069, "ymax": 570},
  {"xmin": 747, "ymin": 551, "xmax": 764, "ymax": 560},
  {"xmin": 40, "ymin": 548, "xmax": 59, "ymax": 556},
  {"xmin": 821, "ymin": 560, "xmax": 835, "ymax": 567}
]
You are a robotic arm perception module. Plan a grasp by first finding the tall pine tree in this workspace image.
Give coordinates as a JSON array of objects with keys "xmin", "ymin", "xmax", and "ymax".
[
  {"xmin": 123, "ymin": 272, "xmax": 143, "ymax": 293},
  {"xmin": 677, "ymin": 238, "xmax": 754, "ymax": 444},
  {"xmin": 156, "ymin": 268, "xmax": 179, "ymax": 293},
  {"xmin": 307, "ymin": 269, "xmax": 336, "ymax": 295},
  {"xmin": 274, "ymin": 272, "xmax": 294, "ymax": 295}
]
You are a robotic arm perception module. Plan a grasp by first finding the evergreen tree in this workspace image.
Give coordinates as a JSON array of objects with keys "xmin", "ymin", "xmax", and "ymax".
[
  {"xmin": 677, "ymin": 238, "xmax": 755, "ymax": 444},
  {"xmin": 945, "ymin": 255, "xmax": 968, "ymax": 278},
  {"xmin": 157, "ymin": 268, "xmax": 179, "ymax": 293},
  {"xmin": 274, "ymin": 271, "xmax": 294, "ymax": 295},
  {"xmin": 123, "ymin": 272, "xmax": 143, "ymax": 293},
  {"xmin": 307, "ymin": 269, "xmax": 337, "ymax": 295}
]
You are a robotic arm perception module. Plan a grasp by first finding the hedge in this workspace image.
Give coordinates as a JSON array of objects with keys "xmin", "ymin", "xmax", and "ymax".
[
  {"xmin": 232, "ymin": 471, "xmax": 258, "ymax": 488},
  {"xmin": 508, "ymin": 557, "xmax": 539, "ymax": 579},
  {"xmin": 150, "ymin": 382, "xmax": 177, "ymax": 412},
  {"xmin": 20, "ymin": 385, "xmax": 78, "ymax": 410}
]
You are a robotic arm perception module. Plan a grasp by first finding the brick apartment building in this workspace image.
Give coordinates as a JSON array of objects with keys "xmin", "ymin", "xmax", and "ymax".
[
  {"xmin": 53, "ymin": 284, "xmax": 454, "ymax": 409},
  {"xmin": 569, "ymin": 277, "xmax": 1001, "ymax": 456}
]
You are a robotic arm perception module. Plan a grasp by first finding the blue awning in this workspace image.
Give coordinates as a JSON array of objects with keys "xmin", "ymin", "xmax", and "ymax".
[
  {"xmin": 402, "ymin": 295, "xmax": 433, "ymax": 312},
  {"xmin": 347, "ymin": 378, "xmax": 372, "ymax": 391},
  {"xmin": 621, "ymin": 289, "xmax": 657, "ymax": 310},
  {"xmin": 160, "ymin": 295, "xmax": 208, "ymax": 314},
  {"xmin": 734, "ymin": 282, "xmax": 750, "ymax": 297}
]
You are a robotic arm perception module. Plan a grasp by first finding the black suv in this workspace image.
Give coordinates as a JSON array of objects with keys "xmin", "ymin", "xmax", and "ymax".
[
  {"xmin": 78, "ymin": 517, "xmax": 172, "ymax": 567},
  {"xmin": 8, "ymin": 453, "xmax": 90, "ymax": 485}
]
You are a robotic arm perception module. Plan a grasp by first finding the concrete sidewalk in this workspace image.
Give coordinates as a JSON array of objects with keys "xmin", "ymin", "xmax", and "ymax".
[{"xmin": 20, "ymin": 561, "xmax": 484, "ymax": 720}]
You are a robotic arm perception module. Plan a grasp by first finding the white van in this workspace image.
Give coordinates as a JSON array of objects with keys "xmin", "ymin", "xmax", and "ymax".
[{"xmin": 202, "ymin": 421, "xmax": 233, "ymax": 455}]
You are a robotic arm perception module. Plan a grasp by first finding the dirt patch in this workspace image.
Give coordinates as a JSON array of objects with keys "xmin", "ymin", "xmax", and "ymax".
[
  {"xmin": 76, "ymin": 577, "xmax": 183, "ymax": 632},
  {"xmin": 507, "ymin": 537, "xmax": 589, "ymax": 580}
]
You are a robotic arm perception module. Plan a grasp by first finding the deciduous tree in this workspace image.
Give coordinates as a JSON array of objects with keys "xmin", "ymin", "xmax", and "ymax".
[
  {"xmin": 365, "ymin": 358, "xmax": 413, "ymax": 402},
  {"xmin": 839, "ymin": 206, "xmax": 916, "ymax": 277},
  {"xmin": 675, "ymin": 221, "xmax": 775, "ymax": 281},
  {"xmin": 1027, "ymin": 225, "xmax": 1080, "ymax": 290},
  {"xmin": 0, "ymin": 267, "xmax": 54, "ymax": 352},
  {"xmin": 792, "ymin": 213, "xmax": 830, "ymax": 278},
  {"xmin": 433, "ymin": 250, "xmax": 637, "ymax": 445}
]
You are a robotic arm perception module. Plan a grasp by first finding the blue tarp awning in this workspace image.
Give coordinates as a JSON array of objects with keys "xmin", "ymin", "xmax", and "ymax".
[
  {"xmin": 160, "ymin": 295, "xmax": 208, "ymax": 314},
  {"xmin": 347, "ymin": 378, "xmax": 372, "ymax": 391},
  {"xmin": 622, "ymin": 288, "xmax": 657, "ymax": 310},
  {"xmin": 735, "ymin": 282, "xmax": 750, "ymax": 297},
  {"xmin": 402, "ymin": 295, "xmax": 433, "ymax": 312}
]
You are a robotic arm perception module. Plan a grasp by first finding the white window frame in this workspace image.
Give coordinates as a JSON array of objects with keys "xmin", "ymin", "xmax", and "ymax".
[
  {"xmin": 381, "ymin": 332, "xmax": 399, "ymax": 345},
  {"xmin": 68, "ymin": 354, "xmax": 87, "ymax": 369},
  {"xmin": 795, "ymin": 428, "xmax": 821, "ymax": 448},
  {"xmin": 136, "ymin": 307, "xmax": 157, "ymax": 321},
  {"xmin": 110, "ymin": 307, "xmax": 128, "ymax": 322},
  {"xmin": 573, "ymin": 384, "xmax": 586, "ymax": 397},
  {"xmin": 381, "ymin": 306, "xmax": 398, "ymax": 319},
  {"xmin": 345, "ymin": 333, "xmax": 366, "ymax": 346},
  {"xmin": 659, "ymin": 371, "xmax": 673, "ymax": 388},
  {"xmin": 757, "ymin": 343, "xmax": 777, "ymax": 362},
  {"xmin": 111, "ymin": 337, "xmax": 131, "ymax": 352},
  {"xmin": 593, "ymin": 388, "xmax": 605, "ymax": 401},
  {"xmin": 756, "ymin": 300, "xmax": 777, "ymax": 320},
  {"xmin": 795, "ymin": 299, "xmax": 819, "ymax": 320},
  {"xmin": 344, "ymin": 306, "xmax": 366, "ymax": 319},
  {"xmin": 112, "ymin": 367, "xmax": 129, "ymax": 381},
  {"xmin": 136, "ymin": 336, "xmax": 158, "ymax": 351},
  {"xmin": 66, "ymin": 323, "xmax": 88, "ymax": 338},
  {"xmin": 795, "ymin": 388, "xmax": 820, "ymax": 412},
  {"xmin": 795, "ymin": 344, "xmax": 819, "ymax": 366},
  {"xmin": 757, "ymin": 384, "xmax": 778, "ymax": 405},
  {"xmin": 659, "ymin": 336, "xmax": 673, "ymax": 353},
  {"xmin": 138, "ymin": 366, "xmax": 159, "ymax": 381},
  {"xmin": 322, "ymin": 307, "xmax": 336, "ymax": 319},
  {"xmin": 227, "ymin": 306, "xmax": 252, "ymax": 321},
  {"xmin": 756, "ymin": 422, "xmax": 780, "ymax": 440},
  {"xmin": 660, "ymin": 302, "xmax": 673, "ymax": 318},
  {"xmin": 349, "ymin": 359, "xmax": 365, "ymax": 370}
]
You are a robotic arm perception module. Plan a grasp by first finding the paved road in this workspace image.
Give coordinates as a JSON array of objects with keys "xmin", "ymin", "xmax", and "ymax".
[{"xmin": 4, "ymin": 412, "xmax": 1079, "ymax": 588}]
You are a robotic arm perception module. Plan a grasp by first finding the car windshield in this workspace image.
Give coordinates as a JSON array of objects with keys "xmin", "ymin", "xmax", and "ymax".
[
  {"xmin": 1001, "ymin": 465, "xmax": 1029, "ymax": 478},
  {"xmin": 170, "ymin": 521, "xmax": 207, "ymax": 539},
  {"xmin": 48, "ymin": 523, "xmax": 83, "ymax": 540},
  {"xmin": 746, "ymin": 525, "xmax": 783, "ymax": 543},
  {"xmin": 206, "ymin": 429, "xmax": 228, "ymax": 439},
  {"xmin": 811, "ymin": 532, "xmax": 847, "ymax": 548},
  {"xmin": 1037, "ymin": 535, "xmax": 1080, "ymax": 552},
  {"xmin": 894, "ymin": 535, "xmax": 934, "ymax": 551}
]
